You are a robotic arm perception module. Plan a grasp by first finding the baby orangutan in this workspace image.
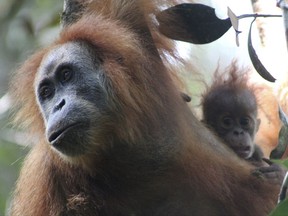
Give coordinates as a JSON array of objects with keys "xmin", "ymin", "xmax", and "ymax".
[{"xmin": 201, "ymin": 64, "xmax": 285, "ymax": 185}]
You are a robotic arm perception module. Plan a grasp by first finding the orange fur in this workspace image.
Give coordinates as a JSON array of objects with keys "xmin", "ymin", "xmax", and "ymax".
[
  {"xmin": 255, "ymin": 84, "xmax": 280, "ymax": 157},
  {"xmin": 10, "ymin": 1, "xmax": 279, "ymax": 215}
]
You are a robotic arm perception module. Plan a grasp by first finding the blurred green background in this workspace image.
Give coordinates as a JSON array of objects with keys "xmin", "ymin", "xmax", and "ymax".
[{"xmin": 0, "ymin": 0, "xmax": 62, "ymax": 214}]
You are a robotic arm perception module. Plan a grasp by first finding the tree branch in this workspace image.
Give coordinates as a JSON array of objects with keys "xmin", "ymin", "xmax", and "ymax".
[{"xmin": 61, "ymin": 0, "xmax": 86, "ymax": 27}]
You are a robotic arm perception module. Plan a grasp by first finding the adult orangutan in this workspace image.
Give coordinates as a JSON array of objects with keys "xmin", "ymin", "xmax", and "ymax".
[{"xmin": 9, "ymin": 1, "xmax": 279, "ymax": 215}]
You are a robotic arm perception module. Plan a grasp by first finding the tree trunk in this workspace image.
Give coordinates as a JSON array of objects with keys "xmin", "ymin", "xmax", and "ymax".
[{"xmin": 277, "ymin": 0, "xmax": 288, "ymax": 49}]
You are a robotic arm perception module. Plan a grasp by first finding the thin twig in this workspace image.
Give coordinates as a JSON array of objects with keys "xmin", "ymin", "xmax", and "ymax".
[{"xmin": 238, "ymin": 14, "xmax": 282, "ymax": 19}]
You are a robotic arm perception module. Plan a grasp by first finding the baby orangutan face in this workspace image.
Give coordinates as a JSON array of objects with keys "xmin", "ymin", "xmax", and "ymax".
[{"xmin": 203, "ymin": 87, "xmax": 260, "ymax": 159}]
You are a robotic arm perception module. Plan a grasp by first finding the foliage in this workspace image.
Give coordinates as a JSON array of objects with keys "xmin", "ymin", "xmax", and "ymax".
[
  {"xmin": 0, "ymin": 141, "xmax": 28, "ymax": 215},
  {"xmin": 157, "ymin": 3, "xmax": 279, "ymax": 82},
  {"xmin": 270, "ymin": 198, "xmax": 288, "ymax": 216},
  {"xmin": 157, "ymin": 3, "xmax": 288, "ymax": 215},
  {"xmin": 271, "ymin": 106, "xmax": 288, "ymax": 159},
  {"xmin": 156, "ymin": 3, "xmax": 232, "ymax": 44},
  {"xmin": 0, "ymin": 0, "xmax": 62, "ymax": 215}
]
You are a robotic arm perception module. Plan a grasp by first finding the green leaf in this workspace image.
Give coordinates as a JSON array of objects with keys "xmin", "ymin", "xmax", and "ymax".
[
  {"xmin": 271, "ymin": 106, "xmax": 288, "ymax": 159},
  {"xmin": 270, "ymin": 198, "xmax": 288, "ymax": 216},
  {"xmin": 279, "ymin": 105, "xmax": 288, "ymax": 126},
  {"xmin": 280, "ymin": 159, "xmax": 288, "ymax": 168},
  {"xmin": 270, "ymin": 126, "xmax": 288, "ymax": 159}
]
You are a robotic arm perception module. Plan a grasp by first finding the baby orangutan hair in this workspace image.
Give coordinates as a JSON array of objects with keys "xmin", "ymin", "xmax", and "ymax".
[{"xmin": 201, "ymin": 63, "xmax": 285, "ymax": 185}]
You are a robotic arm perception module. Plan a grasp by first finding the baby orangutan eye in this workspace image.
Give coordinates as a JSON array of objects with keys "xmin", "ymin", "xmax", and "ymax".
[
  {"xmin": 221, "ymin": 116, "xmax": 234, "ymax": 129},
  {"xmin": 240, "ymin": 117, "xmax": 251, "ymax": 128}
]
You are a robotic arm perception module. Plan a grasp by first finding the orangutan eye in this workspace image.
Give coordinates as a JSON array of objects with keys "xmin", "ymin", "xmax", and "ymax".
[
  {"xmin": 58, "ymin": 67, "xmax": 74, "ymax": 84},
  {"xmin": 240, "ymin": 117, "xmax": 251, "ymax": 128},
  {"xmin": 221, "ymin": 116, "xmax": 234, "ymax": 129},
  {"xmin": 39, "ymin": 84, "xmax": 54, "ymax": 100}
]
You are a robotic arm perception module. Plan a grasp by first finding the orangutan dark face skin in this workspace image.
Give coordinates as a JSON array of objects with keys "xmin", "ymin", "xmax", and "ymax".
[
  {"xmin": 35, "ymin": 42, "xmax": 114, "ymax": 157},
  {"xmin": 203, "ymin": 87, "xmax": 260, "ymax": 159}
]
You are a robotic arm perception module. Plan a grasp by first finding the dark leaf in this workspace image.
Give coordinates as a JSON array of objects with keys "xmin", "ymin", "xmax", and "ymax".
[
  {"xmin": 248, "ymin": 18, "xmax": 276, "ymax": 82},
  {"xmin": 271, "ymin": 105, "xmax": 288, "ymax": 159},
  {"xmin": 156, "ymin": 3, "xmax": 232, "ymax": 44},
  {"xmin": 270, "ymin": 126, "xmax": 288, "ymax": 159},
  {"xmin": 279, "ymin": 104, "xmax": 288, "ymax": 126}
]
